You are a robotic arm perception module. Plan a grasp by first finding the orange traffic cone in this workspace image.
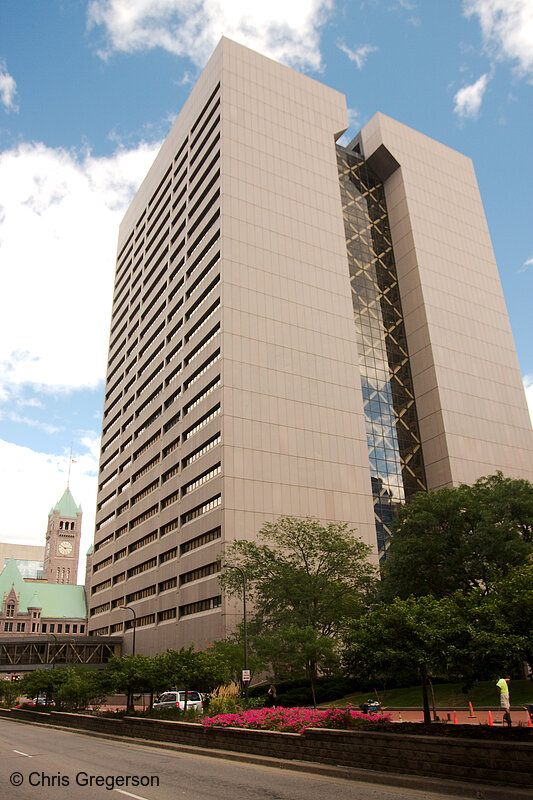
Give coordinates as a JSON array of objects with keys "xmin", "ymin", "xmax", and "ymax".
[
  {"xmin": 453, "ymin": 710, "xmax": 458, "ymax": 724},
  {"xmin": 468, "ymin": 701, "xmax": 476, "ymax": 718},
  {"xmin": 488, "ymin": 711, "xmax": 494, "ymax": 726},
  {"xmin": 398, "ymin": 712, "xmax": 403, "ymax": 723},
  {"xmin": 527, "ymin": 712, "xmax": 532, "ymax": 728}
]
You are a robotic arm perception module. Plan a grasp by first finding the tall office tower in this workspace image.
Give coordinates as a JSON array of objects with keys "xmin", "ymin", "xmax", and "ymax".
[{"xmin": 87, "ymin": 38, "xmax": 533, "ymax": 652}]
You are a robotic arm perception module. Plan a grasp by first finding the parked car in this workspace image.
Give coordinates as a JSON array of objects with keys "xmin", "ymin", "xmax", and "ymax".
[
  {"xmin": 15, "ymin": 696, "xmax": 54, "ymax": 709},
  {"xmin": 152, "ymin": 691, "xmax": 203, "ymax": 712}
]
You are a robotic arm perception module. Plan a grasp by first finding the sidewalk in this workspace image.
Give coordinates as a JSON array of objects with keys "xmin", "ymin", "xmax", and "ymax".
[{"xmin": 386, "ymin": 707, "xmax": 531, "ymax": 727}]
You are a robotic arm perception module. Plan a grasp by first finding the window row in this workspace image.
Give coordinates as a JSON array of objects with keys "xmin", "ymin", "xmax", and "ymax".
[
  {"xmin": 107, "ymin": 92, "xmax": 220, "ymax": 390},
  {"xmin": 104, "ymin": 244, "xmax": 220, "ymax": 428},
  {"xmin": 92, "ymin": 526, "xmax": 221, "ymax": 578},
  {"xmin": 98, "ymin": 397, "xmax": 221, "ymax": 519}
]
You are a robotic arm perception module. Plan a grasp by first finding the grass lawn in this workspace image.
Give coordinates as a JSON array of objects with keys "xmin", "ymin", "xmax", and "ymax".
[{"xmin": 322, "ymin": 679, "xmax": 533, "ymax": 709}]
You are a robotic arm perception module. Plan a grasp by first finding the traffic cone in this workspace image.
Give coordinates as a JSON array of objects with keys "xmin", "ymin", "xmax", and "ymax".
[
  {"xmin": 468, "ymin": 701, "xmax": 476, "ymax": 718},
  {"xmin": 527, "ymin": 712, "xmax": 532, "ymax": 728},
  {"xmin": 453, "ymin": 710, "xmax": 458, "ymax": 724},
  {"xmin": 398, "ymin": 712, "xmax": 403, "ymax": 722},
  {"xmin": 488, "ymin": 711, "xmax": 493, "ymax": 726}
]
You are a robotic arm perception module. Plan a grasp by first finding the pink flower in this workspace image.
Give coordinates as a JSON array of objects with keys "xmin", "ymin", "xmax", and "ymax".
[{"xmin": 202, "ymin": 705, "xmax": 391, "ymax": 732}]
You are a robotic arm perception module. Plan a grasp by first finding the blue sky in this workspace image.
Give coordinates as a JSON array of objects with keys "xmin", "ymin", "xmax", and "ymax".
[{"xmin": 0, "ymin": 0, "xmax": 532, "ymax": 575}]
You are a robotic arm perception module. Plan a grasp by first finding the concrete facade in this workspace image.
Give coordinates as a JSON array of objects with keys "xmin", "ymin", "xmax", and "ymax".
[{"xmin": 87, "ymin": 38, "xmax": 533, "ymax": 654}]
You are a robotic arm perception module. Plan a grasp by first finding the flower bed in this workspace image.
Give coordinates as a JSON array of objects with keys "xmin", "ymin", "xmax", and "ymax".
[{"xmin": 202, "ymin": 705, "xmax": 391, "ymax": 733}]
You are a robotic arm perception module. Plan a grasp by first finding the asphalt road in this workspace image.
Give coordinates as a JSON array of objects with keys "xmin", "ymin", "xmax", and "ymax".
[{"xmin": 0, "ymin": 718, "xmax": 465, "ymax": 800}]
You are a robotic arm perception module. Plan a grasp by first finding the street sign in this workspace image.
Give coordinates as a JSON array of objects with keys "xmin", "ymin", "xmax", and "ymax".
[{"xmin": 241, "ymin": 669, "xmax": 251, "ymax": 683}]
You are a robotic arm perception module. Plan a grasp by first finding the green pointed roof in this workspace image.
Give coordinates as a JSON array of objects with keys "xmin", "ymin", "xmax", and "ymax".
[
  {"xmin": 86, "ymin": 544, "xmax": 94, "ymax": 556},
  {"xmin": 1, "ymin": 557, "xmax": 25, "ymax": 597},
  {"xmin": 49, "ymin": 487, "xmax": 82, "ymax": 519},
  {"xmin": 27, "ymin": 592, "xmax": 42, "ymax": 609},
  {"xmin": 0, "ymin": 558, "xmax": 87, "ymax": 619}
]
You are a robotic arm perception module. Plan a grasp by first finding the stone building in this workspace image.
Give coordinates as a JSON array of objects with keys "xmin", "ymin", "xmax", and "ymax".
[
  {"xmin": 0, "ymin": 487, "xmax": 87, "ymax": 638},
  {"xmin": 0, "ymin": 557, "xmax": 87, "ymax": 636}
]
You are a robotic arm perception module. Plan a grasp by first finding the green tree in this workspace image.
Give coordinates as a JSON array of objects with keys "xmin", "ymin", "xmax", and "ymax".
[
  {"xmin": 54, "ymin": 667, "xmax": 106, "ymax": 711},
  {"xmin": 210, "ymin": 632, "xmax": 265, "ymax": 685},
  {"xmin": 101, "ymin": 654, "xmax": 156, "ymax": 711},
  {"xmin": 158, "ymin": 646, "xmax": 233, "ymax": 707},
  {"xmin": 343, "ymin": 596, "xmax": 448, "ymax": 723},
  {"xmin": 220, "ymin": 516, "xmax": 377, "ymax": 707},
  {"xmin": 342, "ymin": 585, "xmax": 530, "ymax": 723},
  {"xmin": 0, "ymin": 679, "xmax": 21, "ymax": 707},
  {"xmin": 20, "ymin": 669, "xmax": 56, "ymax": 705},
  {"xmin": 381, "ymin": 473, "xmax": 533, "ymax": 599},
  {"xmin": 475, "ymin": 564, "xmax": 533, "ymax": 668},
  {"xmin": 20, "ymin": 667, "xmax": 106, "ymax": 711}
]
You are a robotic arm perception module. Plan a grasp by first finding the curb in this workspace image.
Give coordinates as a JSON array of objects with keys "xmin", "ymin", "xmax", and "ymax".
[{"xmin": 1, "ymin": 713, "xmax": 531, "ymax": 800}]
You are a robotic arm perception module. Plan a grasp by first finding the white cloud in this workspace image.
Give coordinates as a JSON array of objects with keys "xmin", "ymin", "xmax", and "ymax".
[
  {"xmin": 0, "ymin": 436, "xmax": 100, "ymax": 582},
  {"xmin": 175, "ymin": 71, "xmax": 196, "ymax": 87},
  {"xmin": 16, "ymin": 397, "xmax": 45, "ymax": 409},
  {"xmin": 395, "ymin": 0, "xmax": 417, "ymax": 9},
  {"xmin": 519, "ymin": 257, "xmax": 533, "ymax": 273},
  {"xmin": 87, "ymin": 0, "xmax": 332, "ymax": 71},
  {"xmin": 337, "ymin": 41, "xmax": 378, "ymax": 69},
  {"xmin": 0, "ymin": 410, "xmax": 61, "ymax": 435},
  {"xmin": 453, "ymin": 72, "xmax": 490, "ymax": 118},
  {"xmin": 524, "ymin": 375, "xmax": 533, "ymax": 425},
  {"xmin": 465, "ymin": 0, "xmax": 533, "ymax": 78},
  {"xmin": 0, "ymin": 140, "xmax": 160, "ymax": 398},
  {"xmin": 0, "ymin": 60, "xmax": 17, "ymax": 112}
]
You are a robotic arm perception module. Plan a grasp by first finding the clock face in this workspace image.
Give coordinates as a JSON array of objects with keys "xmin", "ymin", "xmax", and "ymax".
[{"xmin": 58, "ymin": 540, "xmax": 73, "ymax": 556}]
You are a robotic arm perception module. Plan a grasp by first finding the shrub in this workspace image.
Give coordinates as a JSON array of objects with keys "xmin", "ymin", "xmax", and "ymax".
[{"xmin": 208, "ymin": 682, "xmax": 241, "ymax": 715}]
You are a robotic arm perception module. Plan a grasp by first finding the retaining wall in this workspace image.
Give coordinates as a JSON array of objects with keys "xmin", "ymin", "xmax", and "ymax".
[{"xmin": 2, "ymin": 708, "xmax": 532, "ymax": 791}]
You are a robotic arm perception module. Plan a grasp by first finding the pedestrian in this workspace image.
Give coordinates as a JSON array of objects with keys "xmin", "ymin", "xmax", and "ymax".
[
  {"xmin": 496, "ymin": 676, "xmax": 511, "ymax": 724},
  {"xmin": 266, "ymin": 684, "xmax": 277, "ymax": 708}
]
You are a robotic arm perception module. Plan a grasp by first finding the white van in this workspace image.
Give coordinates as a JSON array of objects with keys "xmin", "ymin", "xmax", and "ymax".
[{"xmin": 152, "ymin": 690, "xmax": 203, "ymax": 712}]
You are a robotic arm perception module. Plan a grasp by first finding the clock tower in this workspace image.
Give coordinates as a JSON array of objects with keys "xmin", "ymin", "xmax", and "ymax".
[{"xmin": 44, "ymin": 487, "xmax": 82, "ymax": 585}]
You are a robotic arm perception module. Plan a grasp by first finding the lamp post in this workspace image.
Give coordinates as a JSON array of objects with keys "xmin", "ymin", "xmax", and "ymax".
[
  {"xmin": 117, "ymin": 605, "xmax": 137, "ymax": 713},
  {"xmin": 119, "ymin": 605, "xmax": 137, "ymax": 656},
  {"xmin": 48, "ymin": 633, "xmax": 58, "ymax": 670},
  {"xmin": 226, "ymin": 565, "xmax": 249, "ymax": 707}
]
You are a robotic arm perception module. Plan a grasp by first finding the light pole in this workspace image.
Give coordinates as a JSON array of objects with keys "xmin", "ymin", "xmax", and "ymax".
[
  {"xmin": 226, "ymin": 565, "xmax": 249, "ymax": 707},
  {"xmin": 119, "ymin": 605, "xmax": 137, "ymax": 656},
  {"xmin": 117, "ymin": 605, "xmax": 137, "ymax": 713},
  {"xmin": 48, "ymin": 633, "xmax": 58, "ymax": 670}
]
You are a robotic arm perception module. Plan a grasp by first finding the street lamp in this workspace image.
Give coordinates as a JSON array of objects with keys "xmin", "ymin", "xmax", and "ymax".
[
  {"xmin": 114, "ymin": 605, "xmax": 138, "ymax": 714},
  {"xmin": 118, "ymin": 605, "xmax": 137, "ymax": 655},
  {"xmin": 48, "ymin": 633, "xmax": 58, "ymax": 670},
  {"xmin": 226, "ymin": 565, "xmax": 249, "ymax": 707}
]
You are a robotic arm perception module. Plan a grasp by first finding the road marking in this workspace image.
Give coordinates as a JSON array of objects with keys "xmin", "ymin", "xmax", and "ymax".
[
  {"xmin": 114, "ymin": 790, "xmax": 150, "ymax": 800},
  {"xmin": 13, "ymin": 750, "xmax": 32, "ymax": 757}
]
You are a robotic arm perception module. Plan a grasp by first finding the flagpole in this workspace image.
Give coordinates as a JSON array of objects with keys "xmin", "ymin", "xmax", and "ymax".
[{"xmin": 67, "ymin": 445, "xmax": 72, "ymax": 488}]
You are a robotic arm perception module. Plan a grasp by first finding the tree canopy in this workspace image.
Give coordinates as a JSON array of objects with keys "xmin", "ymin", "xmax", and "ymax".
[
  {"xmin": 220, "ymin": 515, "xmax": 377, "ymax": 705},
  {"xmin": 342, "ymin": 569, "xmax": 532, "ymax": 722},
  {"xmin": 381, "ymin": 472, "xmax": 533, "ymax": 599}
]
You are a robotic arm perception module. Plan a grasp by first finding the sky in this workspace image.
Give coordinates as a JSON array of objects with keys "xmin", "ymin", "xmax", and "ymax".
[{"xmin": 0, "ymin": 0, "xmax": 532, "ymax": 578}]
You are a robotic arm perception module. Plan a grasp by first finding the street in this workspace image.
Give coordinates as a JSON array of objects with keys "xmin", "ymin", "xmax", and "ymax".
[{"xmin": 0, "ymin": 718, "xmax": 465, "ymax": 800}]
